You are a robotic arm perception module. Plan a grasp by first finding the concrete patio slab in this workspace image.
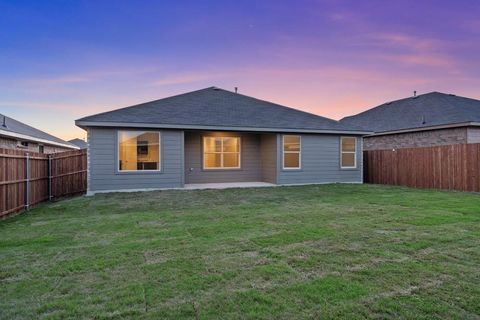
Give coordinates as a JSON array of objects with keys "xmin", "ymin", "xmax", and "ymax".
[{"xmin": 184, "ymin": 182, "xmax": 276, "ymax": 190}]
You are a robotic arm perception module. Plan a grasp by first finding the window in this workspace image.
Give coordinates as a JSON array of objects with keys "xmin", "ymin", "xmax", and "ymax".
[
  {"xmin": 17, "ymin": 141, "xmax": 28, "ymax": 148},
  {"xmin": 341, "ymin": 137, "xmax": 357, "ymax": 168},
  {"xmin": 39, "ymin": 145, "xmax": 44, "ymax": 153},
  {"xmin": 283, "ymin": 135, "xmax": 301, "ymax": 169},
  {"xmin": 118, "ymin": 131, "xmax": 160, "ymax": 171},
  {"xmin": 203, "ymin": 136, "xmax": 240, "ymax": 169}
]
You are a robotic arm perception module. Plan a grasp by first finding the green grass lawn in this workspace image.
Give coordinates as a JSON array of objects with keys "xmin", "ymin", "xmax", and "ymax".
[{"xmin": 1, "ymin": 184, "xmax": 480, "ymax": 319}]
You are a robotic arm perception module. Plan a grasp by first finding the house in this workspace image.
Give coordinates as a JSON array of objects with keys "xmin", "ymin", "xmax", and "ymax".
[
  {"xmin": 341, "ymin": 92, "xmax": 480, "ymax": 150},
  {"xmin": 68, "ymin": 138, "xmax": 88, "ymax": 149},
  {"xmin": 0, "ymin": 113, "xmax": 79, "ymax": 153},
  {"xmin": 76, "ymin": 87, "xmax": 370, "ymax": 194}
]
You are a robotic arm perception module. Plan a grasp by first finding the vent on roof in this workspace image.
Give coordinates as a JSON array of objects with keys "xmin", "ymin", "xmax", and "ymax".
[
  {"xmin": 212, "ymin": 87, "xmax": 220, "ymax": 91},
  {"xmin": 385, "ymin": 101, "xmax": 392, "ymax": 105},
  {"xmin": 1, "ymin": 116, "xmax": 6, "ymax": 128},
  {"xmin": 421, "ymin": 115, "xmax": 426, "ymax": 125},
  {"xmin": 449, "ymin": 94, "xmax": 456, "ymax": 96}
]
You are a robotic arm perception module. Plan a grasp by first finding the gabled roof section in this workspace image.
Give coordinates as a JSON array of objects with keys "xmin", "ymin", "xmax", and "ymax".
[
  {"xmin": 76, "ymin": 87, "xmax": 369, "ymax": 134},
  {"xmin": 0, "ymin": 113, "xmax": 78, "ymax": 149},
  {"xmin": 341, "ymin": 92, "xmax": 480, "ymax": 134}
]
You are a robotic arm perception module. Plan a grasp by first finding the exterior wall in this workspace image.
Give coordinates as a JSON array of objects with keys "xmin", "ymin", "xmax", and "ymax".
[
  {"xmin": 260, "ymin": 134, "xmax": 277, "ymax": 183},
  {"xmin": 184, "ymin": 131, "xmax": 262, "ymax": 184},
  {"xmin": 88, "ymin": 127, "xmax": 183, "ymax": 192},
  {"xmin": 0, "ymin": 136, "xmax": 71, "ymax": 153},
  {"xmin": 363, "ymin": 128, "xmax": 468, "ymax": 151},
  {"xmin": 276, "ymin": 134, "xmax": 363, "ymax": 185},
  {"xmin": 467, "ymin": 127, "xmax": 480, "ymax": 143}
]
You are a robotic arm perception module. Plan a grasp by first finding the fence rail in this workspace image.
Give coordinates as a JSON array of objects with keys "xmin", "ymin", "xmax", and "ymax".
[
  {"xmin": 0, "ymin": 148, "xmax": 87, "ymax": 218},
  {"xmin": 364, "ymin": 143, "xmax": 480, "ymax": 192}
]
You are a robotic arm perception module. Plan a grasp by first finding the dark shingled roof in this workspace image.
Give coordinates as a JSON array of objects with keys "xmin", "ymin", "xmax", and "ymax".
[
  {"xmin": 0, "ymin": 113, "xmax": 77, "ymax": 148},
  {"xmin": 341, "ymin": 92, "xmax": 480, "ymax": 133},
  {"xmin": 77, "ymin": 87, "xmax": 367, "ymax": 133},
  {"xmin": 68, "ymin": 138, "xmax": 88, "ymax": 149}
]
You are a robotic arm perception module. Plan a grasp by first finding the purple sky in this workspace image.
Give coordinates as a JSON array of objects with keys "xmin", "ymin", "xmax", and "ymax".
[{"xmin": 1, "ymin": 0, "xmax": 479, "ymax": 140}]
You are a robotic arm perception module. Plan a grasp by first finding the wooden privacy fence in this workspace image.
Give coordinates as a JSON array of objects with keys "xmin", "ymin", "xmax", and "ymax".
[
  {"xmin": 0, "ymin": 148, "xmax": 87, "ymax": 218},
  {"xmin": 364, "ymin": 143, "xmax": 480, "ymax": 192}
]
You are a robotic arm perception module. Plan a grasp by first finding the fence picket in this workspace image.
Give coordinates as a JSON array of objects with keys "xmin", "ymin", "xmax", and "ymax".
[
  {"xmin": 0, "ymin": 148, "xmax": 87, "ymax": 218},
  {"xmin": 364, "ymin": 144, "xmax": 480, "ymax": 192}
]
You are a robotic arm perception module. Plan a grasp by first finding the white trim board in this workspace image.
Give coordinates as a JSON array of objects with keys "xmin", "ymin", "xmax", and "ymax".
[
  {"xmin": 0, "ymin": 129, "xmax": 79, "ymax": 149},
  {"xmin": 75, "ymin": 120, "xmax": 372, "ymax": 135}
]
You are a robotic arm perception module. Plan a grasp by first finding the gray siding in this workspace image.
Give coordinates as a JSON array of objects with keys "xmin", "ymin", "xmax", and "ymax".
[
  {"xmin": 467, "ymin": 127, "xmax": 480, "ymax": 144},
  {"xmin": 88, "ymin": 128, "xmax": 183, "ymax": 192},
  {"xmin": 260, "ymin": 134, "xmax": 277, "ymax": 183},
  {"xmin": 276, "ymin": 134, "xmax": 362, "ymax": 185},
  {"xmin": 184, "ymin": 131, "xmax": 262, "ymax": 184}
]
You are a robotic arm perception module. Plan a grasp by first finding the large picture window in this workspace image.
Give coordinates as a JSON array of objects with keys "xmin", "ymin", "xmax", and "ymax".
[
  {"xmin": 341, "ymin": 137, "xmax": 357, "ymax": 169},
  {"xmin": 283, "ymin": 135, "xmax": 301, "ymax": 169},
  {"xmin": 118, "ymin": 131, "xmax": 160, "ymax": 171},
  {"xmin": 203, "ymin": 136, "xmax": 240, "ymax": 169}
]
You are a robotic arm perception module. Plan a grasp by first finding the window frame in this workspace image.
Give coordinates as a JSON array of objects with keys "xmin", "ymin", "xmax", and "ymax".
[
  {"xmin": 282, "ymin": 135, "xmax": 301, "ymax": 170},
  {"xmin": 117, "ymin": 130, "xmax": 161, "ymax": 173},
  {"xmin": 202, "ymin": 136, "xmax": 241, "ymax": 170},
  {"xmin": 340, "ymin": 136, "xmax": 357, "ymax": 169}
]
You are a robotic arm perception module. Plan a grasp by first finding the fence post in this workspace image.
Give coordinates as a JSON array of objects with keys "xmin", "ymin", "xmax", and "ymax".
[
  {"xmin": 24, "ymin": 153, "xmax": 30, "ymax": 211},
  {"xmin": 48, "ymin": 154, "xmax": 53, "ymax": 201}
]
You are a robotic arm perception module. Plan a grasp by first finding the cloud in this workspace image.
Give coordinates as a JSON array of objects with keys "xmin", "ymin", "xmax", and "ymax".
[
  {"xmin": 241, "ymin": 65, "xmax": 431, "ymax": 86},
  {"xmin": 369, "ymin": 32, "xmax": 439, "ymax": 51},
  {"xmin": 381, "ymin": 53, "xmax": 455, "ymax": 68},
  {"xmin": 0, "ymin": 101, "xmax": 103, "ymax": 116},
  {"xmin": 20, "ymin": 67, "xmax": 156, "ymax": 87}
]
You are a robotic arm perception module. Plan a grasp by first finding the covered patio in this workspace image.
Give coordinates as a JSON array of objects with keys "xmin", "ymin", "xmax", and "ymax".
[{"xmin": 184, "ymin": 130, "xmax": 280, "ymax": 185}]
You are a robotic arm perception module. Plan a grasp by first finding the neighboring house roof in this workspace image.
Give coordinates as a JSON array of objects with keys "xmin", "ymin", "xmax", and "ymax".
[
  {"xmin": 76, "ymin": 87, "xmax": 370, "ymax": 134},
  {"xmin": 0, "ymin": 113, "xmax": 78, "ymax": 149},
  {"xmin": 68, "ymin": 138, "xmax": 88, "ymax": 149},
  {"xmin": 341, "ymin": 92, "xmax": 480, "ymax": 135}
]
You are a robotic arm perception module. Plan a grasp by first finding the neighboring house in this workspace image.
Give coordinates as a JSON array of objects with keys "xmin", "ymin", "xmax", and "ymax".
[
  {"xmin": 76, "ymin": 87, "xmax": 370, "ymax": 194},
  {"xmin": 0, "ymin": 113, "xmax": 78, "ymax": 153},
  {"xmin": 68, "ymin": 138, "xmax": 88, "ymax": 149},
  {"xmin": 341, "ymin": 92, "xmax": 480, "ymax": 150}
]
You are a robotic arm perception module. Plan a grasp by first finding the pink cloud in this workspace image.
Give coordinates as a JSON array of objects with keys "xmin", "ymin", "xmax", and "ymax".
[
  {"xmin": 382, "ymin": 53, "xmax": 455, "ymax": 68},
  {"xmin": 370, "ymin": 32, "xmax": 439, "ymax": 51}
]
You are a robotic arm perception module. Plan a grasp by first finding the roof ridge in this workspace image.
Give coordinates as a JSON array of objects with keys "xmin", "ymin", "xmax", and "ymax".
[
  {"xmin": 342, "ymin": 91, "xmax": 445, "ymax": 120},
  {"xmin": 77, "ymin": 87, "xmax": 216, "ymax": 121},
  {"xmin": 213, "ymin": 87, "xmax": 341, "ymax": 125}
]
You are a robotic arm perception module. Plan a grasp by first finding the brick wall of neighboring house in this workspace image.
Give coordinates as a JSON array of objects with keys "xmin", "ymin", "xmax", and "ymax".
[
  {"xmin": 363, "ymin": 127, "xmax": 468, "ymax": 151},
  {"xmin": 0, "ymin": 136, "xmax": 72, "ymax": 154}
]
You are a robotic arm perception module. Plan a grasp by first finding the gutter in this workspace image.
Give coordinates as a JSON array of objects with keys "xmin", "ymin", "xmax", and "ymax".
[
  {"xmin": 0, "ymin": 129, "xmax": 79, "ymax": 149},
  {"xmin": 366, "ymin": 122, "xmax": 480, "ymax": 137},
  {"xmin": 75, "ymin": 120, "xmax": 373, "ymax": 135}
]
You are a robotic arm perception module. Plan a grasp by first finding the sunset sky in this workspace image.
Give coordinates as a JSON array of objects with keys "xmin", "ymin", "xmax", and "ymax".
[{"xmin": 1, "ymin": 0, "xmax": 480, "ymax": 140}]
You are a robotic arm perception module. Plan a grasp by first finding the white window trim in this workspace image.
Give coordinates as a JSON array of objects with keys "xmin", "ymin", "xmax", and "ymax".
[
  {"xmin": 117, "ymin": 130, "xmax": 161, "ymax": 172},
  {"xmin": 282, "ymin": 135, "xmax": 301, "ymax": 170},
  {"xmin": 340, "ymin": 136, "xmax": 357, "ymax": 169},
  {"xmin": 203, "ymin": 136, "xmax": 241, "ymax": 170}
]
